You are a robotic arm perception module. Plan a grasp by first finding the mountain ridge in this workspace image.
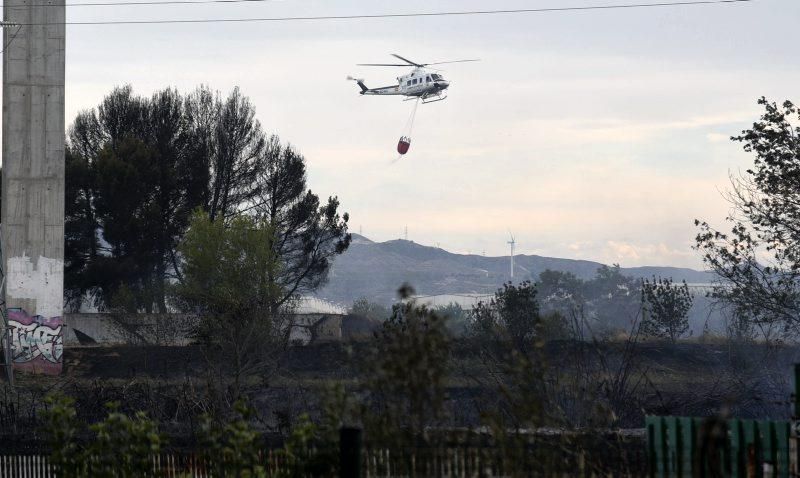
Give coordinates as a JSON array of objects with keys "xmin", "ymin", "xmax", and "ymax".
[{"xmin": 317, "ymin": 234, "xmax": 714, "ymax": 306}]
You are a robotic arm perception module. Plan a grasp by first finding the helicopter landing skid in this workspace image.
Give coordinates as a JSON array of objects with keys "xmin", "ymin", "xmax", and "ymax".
[{"xmin": 421, "ymin": 92, "xmax": 447, "ymax": 104}]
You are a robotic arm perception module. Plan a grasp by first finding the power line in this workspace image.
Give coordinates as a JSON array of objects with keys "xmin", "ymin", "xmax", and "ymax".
[
  {"xmin": 9, "ymin": 0, "xmax": 755, "ymax": 25},
  {"xmin": 5, "ymin": 0, "xmax": 283, "ymax": 7}
]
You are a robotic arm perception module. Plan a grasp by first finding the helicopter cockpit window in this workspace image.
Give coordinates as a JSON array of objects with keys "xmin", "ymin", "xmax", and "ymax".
[
  {"xmin": 426, "ymin": 76, "xmax": 431, "ymax": 82},
  {"xmin": 431, "ymin": 74, "xmax": 442, "ymax": 81}
]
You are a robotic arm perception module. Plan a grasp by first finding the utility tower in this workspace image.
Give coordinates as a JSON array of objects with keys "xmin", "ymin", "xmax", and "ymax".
[
  {"xmin": 1, "ymin": 0, "xmax": 66, "ymax": 376},
  {"xmin": 507, "ymin": 233, "xmax": 515, "ymax": 278}
]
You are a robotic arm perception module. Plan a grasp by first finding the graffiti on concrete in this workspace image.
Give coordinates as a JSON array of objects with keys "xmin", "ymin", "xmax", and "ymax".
[{"xmin": 8, "ymin": 308, "xmax": 63, "ymax": 374}]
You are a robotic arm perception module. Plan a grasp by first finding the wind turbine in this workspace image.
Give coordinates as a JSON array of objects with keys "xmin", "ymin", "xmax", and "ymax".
[{"xmin": 507, "ymin": 232, "xmax": 516, "ymax": 278}]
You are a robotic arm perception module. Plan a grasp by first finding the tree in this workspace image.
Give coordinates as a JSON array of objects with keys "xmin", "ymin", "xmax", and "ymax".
[
  {"xmin": 203, "ymin": 87, "xmax": 267, "ymax": 222},
  {"xmin": 64, "ymin": 147, "xmax": 100, "ymax": 310},
  {"xmin": 470, "ymin": 280, "xmax": 572, "ymax": 348},
  {"xmin": 251, "ymin": 137, "xmax": 351, "ymax": 312},
  {"xmin": 470, "ymin": 281, "xmax": 542, "ymax": 351},
  {"xmin": 64, "ymin": 85, "xmax": 349, "ymax": 314},
  {"xmin": 350, "ymin": 297, "xmax": 390, "ymax": 321},
  {"xmin": 360, "ymin": 285, "xmax": 451, "ymax": 447},
  {"xmin": 534, "ymin": 266, "xmax": 641, "ymax": 336},
  {"xmin": 695, "ymin": 98, "xmax": 800, "ymax": 337},
  {"xmin": 583, "ymin": 265, "xmax": 641, "ymax": 334},
  {"xmin": 640, "ymin": 277, "xmax": 693, "ymax": 342},
  {"xmin": 65, "ymin": 86, "xmax": 209, "ymax": 312},
  {"xmin": 537, "ymin": 269, "xmax": 585, "ymax": 306},
  {"xmin": 174, "ymin": 211, "xmax": 286, "ymax": 396},
  {"xmin": 435, "ymin": 302, "xmax": 470, "ymax": 336},
  {"xmin": 466, "ymin": 282, "xmax": 560, "ymax": 459},
  {"xmin": 535, "ymin": 269, "xmax": 586, "ymax": 335}
]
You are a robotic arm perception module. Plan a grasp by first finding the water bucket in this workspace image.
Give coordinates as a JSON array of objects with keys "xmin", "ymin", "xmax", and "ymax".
[{"xmin": 397, "ymin": 136, "xmax": 411, "ymax": 155}]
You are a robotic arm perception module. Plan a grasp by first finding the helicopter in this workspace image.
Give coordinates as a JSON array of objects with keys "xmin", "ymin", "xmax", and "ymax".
[{"xmin": 348, "ymin": 54, "xmax": 479, "ymax": 104}]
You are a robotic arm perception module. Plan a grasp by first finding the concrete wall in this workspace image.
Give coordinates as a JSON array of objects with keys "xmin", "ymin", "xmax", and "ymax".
[
  {"xmin": 288, "ymin": 314, "xmax": 343, "ymax": 345},
  {"xmin": 2, "ymin": 0, "xmax": 66, "ymax": 374},
  {"xmin": 64, "ymin": 313, "xmax": 344, "ymax": 347},
  {"xmin": 64, "ymin": 314, "xmax": 127, "ymax": 346},
  {"xmin": 64, "ymin": 313, "xmax": 200, "ymax": 346}
]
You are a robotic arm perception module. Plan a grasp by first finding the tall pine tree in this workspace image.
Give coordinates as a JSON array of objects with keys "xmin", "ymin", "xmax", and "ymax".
[{"xmin": 64, "ymin": 85, "xmax": 349, "ymax": 313}]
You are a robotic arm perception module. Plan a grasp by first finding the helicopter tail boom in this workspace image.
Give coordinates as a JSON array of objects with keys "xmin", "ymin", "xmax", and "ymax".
[{"xmin": 348, "ymin": 76, "xmax": 403, "ymax": 96}]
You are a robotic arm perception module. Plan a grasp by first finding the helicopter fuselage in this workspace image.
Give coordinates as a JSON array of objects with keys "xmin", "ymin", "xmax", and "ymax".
[{"xmin": 354, "ymin": 67, "xmax": 450, "ymax": 99}]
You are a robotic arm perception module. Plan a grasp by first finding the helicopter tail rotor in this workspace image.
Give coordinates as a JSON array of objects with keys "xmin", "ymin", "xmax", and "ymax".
[{"xmin": 347, "ymin": 76, "xmax": 369, "ymax": 94}]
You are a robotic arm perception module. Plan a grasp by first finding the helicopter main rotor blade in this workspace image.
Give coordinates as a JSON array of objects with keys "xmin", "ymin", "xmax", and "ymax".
[
  {"xmin": 426, "ymin": 59, "xmax": 481, "ymax": 66},
  {"xmin": 357, "ymin": 63, "xmax": 411, "ymax": 67},
  {"xmin": 358, "ymin": 56, "xmax": 480, "ymax": 68},
  {"xmin": 391, "ymin": 53, "xmax": 424, "ymax": 67}
]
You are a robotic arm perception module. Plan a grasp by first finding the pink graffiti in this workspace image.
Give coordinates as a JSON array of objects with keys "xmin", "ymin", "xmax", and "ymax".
[{"xmin": 8, "ymin": 308, "xmax": 63, "ymax": 375}]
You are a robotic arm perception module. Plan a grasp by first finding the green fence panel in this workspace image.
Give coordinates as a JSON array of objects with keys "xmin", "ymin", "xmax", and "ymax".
[
  {"xmin": 692, "ymin": 417, "xmax": 729, "ymax": 477},
  {"xmin": 647, "ymin": 415, "xmax": 792, "ymax": 477},
  {"xmin": 647, "ymin": 416, "xmax": 667, "ymax": 478},
  {"xmin": 679, "ymin": 417, "xmax": 694, "ymax": 476},
  {"xmin": 721, "ymin": 419, "xmax": 732, "ymax": 477},
  {"xmin": 760, "ymin": 420, "xmax": 776, "ymax": 476},
  {"xmin": 743, "ymin": 420, "xmax": 760, "ymax": 478},
  {"xmin": 730, "ymin": 419, "xmax": 744, "ymax": 478},
  {"xmin": 775, "ymin": 421, "xmax": 790, "ymax": 478},
  {"xmin": 666, "ymin": 417, "xmax": 681, "ymax": 477},
  {"xmin": 645, "ymin": 365, "xmax": 800, "ymax": 477}
]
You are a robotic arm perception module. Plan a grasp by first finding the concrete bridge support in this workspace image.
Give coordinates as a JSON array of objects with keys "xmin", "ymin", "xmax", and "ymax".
[{"xmin": 2, "ymin": 0, "xmax": 66, "ymax": 374}]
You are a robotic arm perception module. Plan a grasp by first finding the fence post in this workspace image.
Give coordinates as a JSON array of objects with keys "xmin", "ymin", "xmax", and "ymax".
[
  {"xmin": 340, "ymin": 427, "xmax": 362, "ymax": 478},
  {"xmin": 792, "ymin": 364, "xmax": 800, "ymax": 476}
]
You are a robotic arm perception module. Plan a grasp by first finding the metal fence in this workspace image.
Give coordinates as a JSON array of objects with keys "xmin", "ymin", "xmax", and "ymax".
[
  {"xmin": 646, "ymin": 415, "xmax": 795, "ymax": 478},
  {"xmin": 0, "ymin": 452, "xmax": 282, "ymax": 478},
  {"xmin": 645, "ymin": 364, "xmax": 800, "ymax": 478},
  {"xmin": 361, "ymin": 446, "xmax": 645, "ymax": 477},
  {"xmin": 0, "ymin": 455, "xmax": 51, "ymax": 478},
  {"xmin": 0, "ymin": 441, "xmax": 647, "ymax": 478}
]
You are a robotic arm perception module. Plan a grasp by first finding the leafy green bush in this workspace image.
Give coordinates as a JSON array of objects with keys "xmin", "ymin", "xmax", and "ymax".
[
  {"xmin": 44, "ymin": 396, "xmax": 339, "ymax": 478},
  {"xmin": 199, "ymin": 400, "xmax": 267, "ymax": 477},
  {"xmin": 44, "ymin": 395, "xmax": 164, "ymax": 478}
]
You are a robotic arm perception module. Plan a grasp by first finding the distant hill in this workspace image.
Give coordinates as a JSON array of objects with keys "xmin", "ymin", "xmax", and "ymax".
[
  {"xmin": 316, "ymin": 234, "xmax": 715, "ymax": 307},
  {"xmin": 622, "ymin": 266, "xmax": 713, "ymax": 283}
]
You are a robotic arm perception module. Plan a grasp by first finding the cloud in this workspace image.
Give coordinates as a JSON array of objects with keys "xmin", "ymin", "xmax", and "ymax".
[
  {"xmin": 535, "ymin": 240, "xmax": 699, "ymax": 269},
  {"xmin": 604, "ymin": 241, "xmax": 698, "ymax": 266},
  {"xmin": 567, "ymin": 241, "xmax": 592, "ymax": 252}
]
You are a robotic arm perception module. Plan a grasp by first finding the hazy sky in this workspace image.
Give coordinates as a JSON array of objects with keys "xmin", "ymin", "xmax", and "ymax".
[{"xmin": 44, "ymin": 0, "xmax": 800, "ymax": 268}]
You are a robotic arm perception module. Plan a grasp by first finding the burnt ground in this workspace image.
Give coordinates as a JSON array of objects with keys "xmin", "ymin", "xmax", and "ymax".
[
  {"xmin": 3, "ymin": 339, "xmax": 799, "ymax": 433},
  {"xmin": 1, "ymin": 339, "xmax": 797, "ymax": 476},
  {"xmin": 52, "ymin": 340, "xmax": 800, "ymax": 420}
]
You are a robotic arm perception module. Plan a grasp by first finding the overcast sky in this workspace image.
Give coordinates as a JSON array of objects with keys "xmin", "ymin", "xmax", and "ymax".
[{"xmin": 48, "ymin": 0, "xmax": 800, "ymax": 268}]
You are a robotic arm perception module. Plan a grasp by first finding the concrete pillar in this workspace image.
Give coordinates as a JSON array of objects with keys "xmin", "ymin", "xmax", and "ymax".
[{"xmin": 2, "ymin": 0, "xmax": 65, "ymax": 374}]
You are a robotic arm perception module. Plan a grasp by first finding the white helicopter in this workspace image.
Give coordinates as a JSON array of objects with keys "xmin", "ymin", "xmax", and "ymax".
[{"xmin": 348, "ymin": 54, "xmax": 479, "ymax": 104}]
